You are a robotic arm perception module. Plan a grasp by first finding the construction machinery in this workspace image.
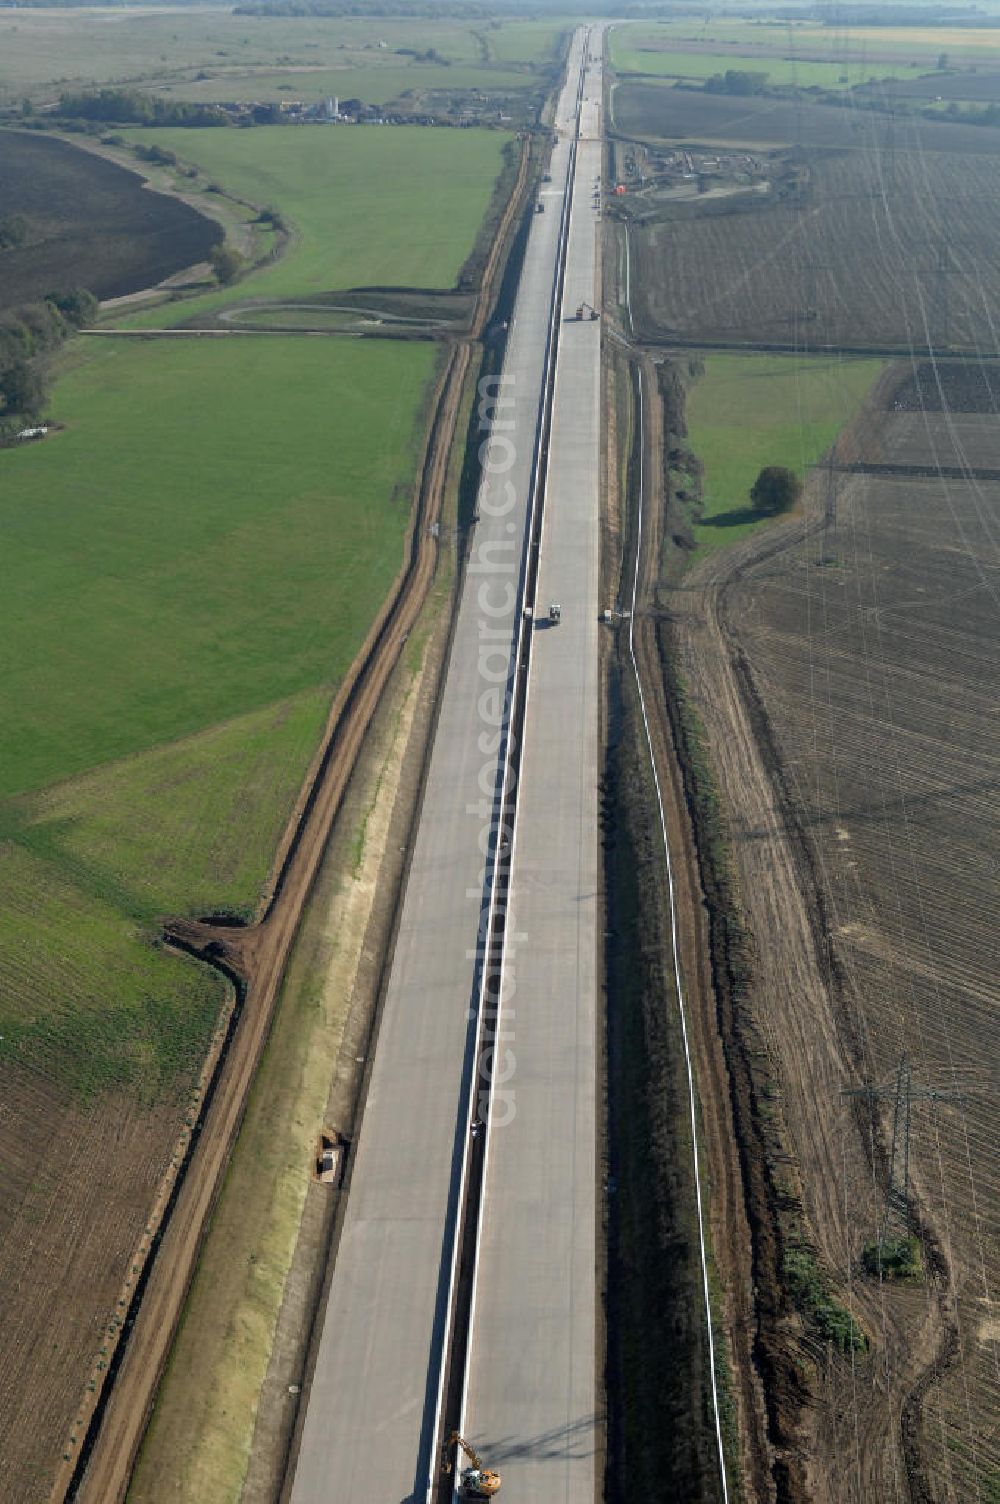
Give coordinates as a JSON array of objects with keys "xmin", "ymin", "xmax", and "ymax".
[
  {"xmin": 575, "ymin": 302, "xmax": 599, "ymax": 321},
  {"xmin": 443, "ymin": 1432, "xmax": 502, "ymax": 1498}
]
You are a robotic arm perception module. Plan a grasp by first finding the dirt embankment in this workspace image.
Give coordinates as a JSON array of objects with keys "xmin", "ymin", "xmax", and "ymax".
[
  {"xmin": 604, "ymin": 351, "xmax": 772, "ymax": 1503},
  {"xmin": 65, "ymin": 133, "xmax": 537, "ymax": 1504},
  {"xmin": 658, "ymin": 367, "xmax": 960, "ymax": 1503}
]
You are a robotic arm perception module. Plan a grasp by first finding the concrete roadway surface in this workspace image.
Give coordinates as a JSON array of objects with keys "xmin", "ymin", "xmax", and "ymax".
[
  {"xmin": 459, "ymin": 33, "xmax": 604, "ymax": 1503},
  {"xmin": 287, "ymin": 31, "xmax": 592, "ymax": 1504}
]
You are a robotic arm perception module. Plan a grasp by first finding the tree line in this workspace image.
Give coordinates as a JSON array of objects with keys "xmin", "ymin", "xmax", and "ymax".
[
  {"xmin": 703, "ymin": 69, "xmax": 771, "ymax": 97},
  {"xmin": 58, "ymin": 89, "xmax": 230, "ymax": 128},
  {"xmin": 0, "ymin": 290, "xmax": 98, "ymax": 436}
]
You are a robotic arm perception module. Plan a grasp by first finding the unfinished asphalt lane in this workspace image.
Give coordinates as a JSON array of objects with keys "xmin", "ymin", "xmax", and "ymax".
[
  {"xmin": 286, "ymin": 31, "xmax": 592, "ymax": 1504},
  {"xmin": 458, "ymin": 31, "xmax": 604, "ymax": 1502}
]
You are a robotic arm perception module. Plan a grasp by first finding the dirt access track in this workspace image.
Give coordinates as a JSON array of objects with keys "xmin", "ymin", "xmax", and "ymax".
[{"xmin": 66, "ymin": 134, "xmax": 534, "ymax": 1504}]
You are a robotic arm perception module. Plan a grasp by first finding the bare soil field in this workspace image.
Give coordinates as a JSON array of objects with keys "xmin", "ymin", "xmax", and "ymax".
[
  {"xmin": 612, "ymin": 79, "xmax": 1000, "ymax": 155},
  {"xmin": 857, "ymin": 410, "xmax": 1000, "ymax": 470},
  {"xmin": 628, "ymin": 142, "xmax": 1000, "ymax": 353},
  {"xmin": 0, "ymin": 1060, "xmax": 219, "ymax": 1503},
  {"xmin": 669, "ymin": 361, "xmax": 999, "ymax": 1500},
  {"xmin": 0, "ymin": 131, "xmax": 219, "ymax": 309},
  {"xmin": 889, "ymin": 359, "xmax": 1000, "ymax": 414}
]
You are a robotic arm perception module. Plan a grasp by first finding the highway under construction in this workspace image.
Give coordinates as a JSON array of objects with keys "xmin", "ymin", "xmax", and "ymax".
[{"xmin": 285, "ymin": 25, "xmax": 604, "ymax": 1504}]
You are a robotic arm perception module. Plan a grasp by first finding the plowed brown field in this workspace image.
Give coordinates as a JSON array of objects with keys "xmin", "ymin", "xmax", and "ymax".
[
  {"xmin": 671, "ymin": 362, "xmax": 999, "ymax": 1501},
  {"xmin": 614, "ymin": 80, "xmax": 1000, "ymax": 156},
  {"xmin": 0, "ymin": 131, "xmax": 219, "ymax": 310},
  {"xmin": 625, "ymin": 100, "xmax": 1000, "ymax": 354}
]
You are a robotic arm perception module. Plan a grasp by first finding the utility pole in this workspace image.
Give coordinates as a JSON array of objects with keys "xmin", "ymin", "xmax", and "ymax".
[
  {"xmin": 802, "ymin": 259, "xmax": 832, "ymax": 326},
  {"xmin": 843, "ymin": 1054, "xmax": 962, "ymax": 1253},
  {"xmin": 917, "ymin": 237, "xmax": 974, "ymax": 350},
  {"xmin": 887, "ymin": 107, "xmax": 897, "ymax": 193},
  {"xmin": 934, "ymin": 241, "xmax": 953, "ymax": 348},
  {"xmin": 786, "ymin": 20, "xmax": 801, "ymax": 133},
  {"xmin": 818, "ymin": 447, "xmax": 838, "ymax": 565}
]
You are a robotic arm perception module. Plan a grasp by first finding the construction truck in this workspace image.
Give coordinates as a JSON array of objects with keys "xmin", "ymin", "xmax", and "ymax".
[
  {"xmin": 443, "ymin": 1432, "xmax": 502, "ymax": 1498},
  {"xmin": 548, "ymin": 602, "xmax": 561, "ymax": 624}
]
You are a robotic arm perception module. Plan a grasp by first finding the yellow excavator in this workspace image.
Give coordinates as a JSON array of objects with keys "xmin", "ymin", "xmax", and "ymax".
[{"xmin": 442, "ymin": 1431, "xmax": 502, "ymax": 1498}]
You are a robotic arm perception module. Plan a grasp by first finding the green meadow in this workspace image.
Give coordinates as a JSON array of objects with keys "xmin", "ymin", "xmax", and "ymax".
[
  {"xmin": 154, "ymin": 62, "xmax": 536, "ymax": 105},
  {"xmin": 486, "ymin": 20, "xmax": 568, "ymax": 64},
  {"xmin": 0, "ymin": 10, "xmax": 557, "ymax": 107},
  {"xmin": 1, "ymin": 336, "xmax": 433, "ymax": 796},
  {"xmin": 685, "ymin": 354, "xmax": 884, "ymax": 555},
  {"xmin": 115, "ymin": 125, "xmax": 510, "ymax": 328},
  {"xmin": 0, "ymin": 334, "xmax": 434, "ymax": 1091},
  {"xmin": 608, "ymin": 21, "xmax": 931, "ymax": 88},
  {"xmin": 610, "ymin": 40, "xmax": 920, "ymax": 89}
]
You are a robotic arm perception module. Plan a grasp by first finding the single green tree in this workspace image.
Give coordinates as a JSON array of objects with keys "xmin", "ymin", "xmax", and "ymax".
[
  {"xmin": 47, "ymin": 288, "xmax": 99, "ymax": 328},
  {"xmin": 209, "ymin": 243, "xmax": 244, "ymax": 285},
  {"xmin": 750, "ymin": 465, "xmax": 802, "ymax": 516}
]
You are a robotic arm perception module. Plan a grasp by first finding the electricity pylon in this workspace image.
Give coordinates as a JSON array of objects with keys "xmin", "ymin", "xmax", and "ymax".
[{"xmin": 842, "ymin": 1054, "xmax": 962, "ymax": 1247}]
